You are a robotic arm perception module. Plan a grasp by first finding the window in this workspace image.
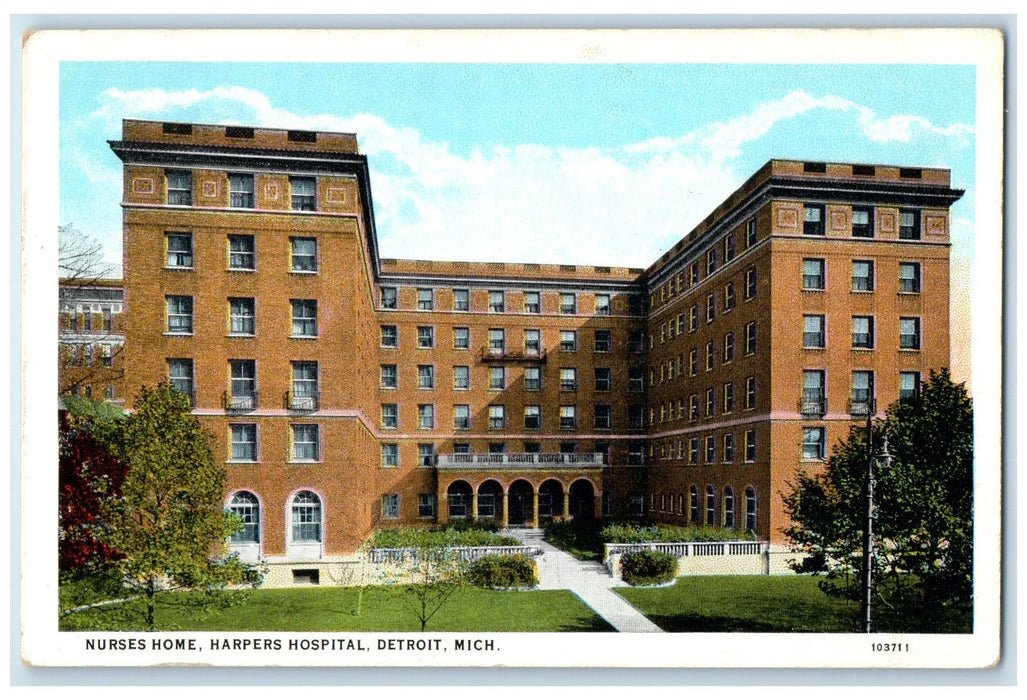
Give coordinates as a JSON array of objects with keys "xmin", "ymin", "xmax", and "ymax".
[
  {"xmin": 418, "ymin": 494, "xmax": 437, "ymax": 518},
  {"xmin": 688, "ymin": 349, "xmax": 698, "ymax": 377},
  {"xmin": 382, "ymin": 494, "xmax": 400, "ymax": 520},
  {"xmin": 524, "ymin": 367, "xmax": 541, "ymax": 391},
  {"xmin": 745, "ymin": 487, "xmax": 758, "ymax": 532},
  {"xmin": 852, "ymin": 316, "xmax": 874, "ymax": 349},
  {"xmin": 488, "ymin": 329, "xmax": 506, "ymax": 355},
  {"xmin": 453, "ymin": 443, "xmax": 471, "ymax": 455},
  {"xmin": 417, "ymin": 288, "xmax": 434, "ymax": 311},
  {"xmin": 706, "ymin": 294, "xmax": 716, "ymax": 323},
  {"xmin": 803, "ymin": 258, "xmax": 825, "ymax": 290},
  {"xmin": 724, "ymin": 433, "xmax": 735, "ymax": 462},
  {"xmin": 417, "ymin": 326, "xmax": 435, "ymax": 349},
  {"xmin": 595, "ymin": 367, "xmax": 612, "ymax": 391},
  {"xmin": 626, "ymin": 405, "xmax": 642, "ymax": 429},
  {"xmin": 724, "ymin": 234, "xmax": 737, "ymax": 262},
  {"xmin": 489, "ymin": 367, "xmax": 506, "ymax": 390},
  {"xmin": 168, "ymin": 359, "xmax": 194, "ymax": 401},
  {"xmin": 900, "ymin": 371, "xmax": 920, "ymax": 400},
  {"xmin": 453, "ymin": 289, "xmax": 469, "ymax": 311},
  {"xmin": 899, "ymin": 262, "xmax": 921, "ymax": 293},
  {"xmin": 228, "ymin": 359, "xmax": 257, "ymax": 410},
  {"xmin": 724, "ymin": 282, "xmax": 736, "ymax": 311},
  {"xmin": 851, "ymin": 371, "xmax": 875, "ymax": 415},
  {"xmin": 595, "ymin": 404, "xmax": 612, "ymax": 429},
  {"xmin": 594, "ymin": 329, "xmax": 612, "ymax": 352},
  {"xmin": 229, "ymin": 174, "xmax": 255, "ymax": 208},
  {"xmin": 524, "ymin": 291, "xmax": 541, "ymax": 314},
  {"xmin": 524, "ymin": 441, "xmax": 542, "ymax": 454},
  {"xmin": 166, "ymin": 232, "xmax": 193, "ymax": 268},
  {"xmin": 418, "ymin": 444, "xmax": 436, "ymax": 466},
  {"xmin": 705, "ymin": 388, "xmax": 716, "ymax": 417},
  {"xmin": 745, "ymin": 322, "xmax": 757, "ymax": 355},
  {"xmin": 560, "ymin": 330, "xmax": 577, "ymax": 352},
  {"xmin": 291, "ymin": 300, "xmax": 317, "ymax": 337},
  {"xmin": 595, "ymin": 294, "xmax": 611, "ymax": 315},
  {"xmin": 454, "ymin": 327, "xmax": 470, "ymax": 349},
  {"xmin": 745, "ymin": 376, "xmax": 757, "ymax": 410},
  {"xmin": 560, "ymin": 368, "xmax": 578, "ymax": 391},
  {"xmin": 852, "ymin": 207, "xmax": 873, "ymax": 237},
  {"xmin": 706, "ymin": 486, "xmax": 717, "ymax": 525},
  {"xmin": 291, "ymin": 491, "xmax": 321, "ymax": 543},
  {"xmin": 453, "ymin": 404, "xmax": 471, "ymax": 430},
  {"xmin": 723, "ymin": 333, "xmax": 735, "ymax": 363},
  {"xmin": 488, "ymin": 290, "xmax": 505, "ymax": 313},
  {"xmin": 744, "ymin": 430, "xmax": 757, "ymax": 462},
  {"xmin": 689, "ymin": 262, "xmax": 700, "ymax": 287},
  {"xmin": 290, "ymin": 177, "xmax": 316, "ymax": 211},
  {"xmin": 381, "ymin": 287, "xmax": 397, "ymax": 309},
  {"xmin": 560, "ymin": 293, "xmax": 577, "ymax": 314},
  {"xmin": 802, "ymin": 427, "xmax": 826, "ymax": 460},
  {"xmin": 291, "ymin": 361, "xmax": 318, "ymax": 410},
  {"xmin": 723, "ymin": 382, "xmax": 735, "ymax": 413},
  {"xmin": 802, "ymin": 370, "xmax": 826, "ymax": 415},
  {"xmin": 900, "ymin": 317, "xmax": 921, "ymax": 350},
  {"xmin": 628, "ymin": 330, "xmax": 645, "ymax": 353},
  {"xmin": 689, "ymin": 306, "xmax": 699, "ymax": 332},
  {"xmin": 689, "ymin": 394, "xmax": 700, "ymax": 421},
  {"xmin": 418, "ymin": 404, "xmax": 435, "ymax": 429},
  {"xmin": 524, "ymin": 329, "xmax": 542, "ymax": 356},
  {"xmin": 803, "ymin": 315, "xmax": 826, "ymax": 348},
  {"xmin": 742, "ymin": 268, "xmax": 756, "ymax": 301},
  {"xmin": 706, "ymin": 248, "xmax": 718, "ymax": 275},
  {"xmin": 560, "ymin": 406, "xmax": 577, "ymax": 430},
  {"xmin": 803, "ymin": 204, "xmax": 824, "ymax": 235},
  {"xmin": 230, "ymin": 424, "xmax": 257, "ymax": 461},
  {"xmin": 899, "ymin": 209, "xmax": 920, "ymax": 240},
  {"xmin": 453, "ymin": 365, "xmax": 470, "ymax": 390},
  {"xmin": 380, "ymin": 325, "xmax": 398, "ymax": 348},
  {"xmin": 380, "ymin": 364, "xmax": 398, "ymax": 389},
  {"xmin": 852, "ymin": 260, "xmax": 875, "ymax": 291},
  {"xmin": 623, "ymin": 367, "xmax": 641, "ymax": 392},
  {"xmin": 166, "ymin": 170, "xmax": 192, "ymax": 205},
  {"xmin": 166, "ymin": 295, "xmax": 193, "ymax": 334},
  {"xmin": 291, "ymin": 424, "xmax": 319, "ymax": 461},
  {"xmin": 418, "ymin": 365, "xmax": 435, "ymax": 390},
  {"xmin": 723, "ymin": 488, "xmax": 736, "ymax": 529},
  {"xmin": 228, "ymin": 234, "xmax": 256, "ymax": 271},
  {"xmin": 228, "ymin": 492, "xmax": 259, "ymax": 543},
  {"xmin": 229, "ymin": 298, "xmax": 255, "ymax": 336},
  {"xmin": 290, "ymin": 237, "xmax": 317, "ymax": 272},
  {"xmin": 381, "ymin": 403, "xmax": 398, "ymax": 429},
  {"xmin": 489, "ymin": 405, "xmax": 507, "ymax": 430},
  {"xmin": 524, "ymin": 405, "xmax": 541, "ymax": 430},
  {"xmin": 745, "ymin": 217, "xmax": 758, "ymax": 247}
]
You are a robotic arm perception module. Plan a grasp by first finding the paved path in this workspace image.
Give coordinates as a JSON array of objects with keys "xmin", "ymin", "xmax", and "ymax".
[{"xmin": 504, "ymin": 528, "xmax": 664, "ymax": 633}]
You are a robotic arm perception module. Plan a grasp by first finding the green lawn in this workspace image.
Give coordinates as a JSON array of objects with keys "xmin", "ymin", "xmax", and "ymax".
[
  {"xmin": 60, "ymin": 585, "xmax": 613, "ymax": 633},
  {"xmin": 616, "ymin": 575, "xmax": 971, "ymax": 633}
]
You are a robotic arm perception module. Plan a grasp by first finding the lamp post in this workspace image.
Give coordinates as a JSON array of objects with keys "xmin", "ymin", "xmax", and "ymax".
[{"xmin": 862, "ymin": 408, "xmax": 893, "ymax": 634}]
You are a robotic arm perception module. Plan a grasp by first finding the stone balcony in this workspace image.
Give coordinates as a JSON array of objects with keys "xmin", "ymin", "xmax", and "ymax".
[{"xmin": 437, "ymin": 452, "xmax": 605, "ymax": 469}]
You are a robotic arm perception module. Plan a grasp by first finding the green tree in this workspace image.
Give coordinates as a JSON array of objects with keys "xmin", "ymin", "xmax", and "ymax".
[
  {"xmin": 783, "ymin": 369, "xmax": 972, "ymax": 631},
  {"xmin": 96, "ymin": 383, "xmax": 259, "ymax": 629},
  {"xmin": 400, "ymin": 546, "xmax": 466, "ymax": 632}
]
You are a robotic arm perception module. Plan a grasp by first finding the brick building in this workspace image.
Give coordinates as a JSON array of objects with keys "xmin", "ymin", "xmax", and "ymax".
[
  {"xmin": 58, "ymin": 278, "xmax": 125, "ymax": 403},
  {"xmin": 108, "ymin": 119, "xmax": 962, "ymax": 583}
]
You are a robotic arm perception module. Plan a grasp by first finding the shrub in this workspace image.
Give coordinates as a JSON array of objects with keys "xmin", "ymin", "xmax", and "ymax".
[
  {"xmin": 620, "ymin": 549, "xmax": 677, "ymax": 586},
  {"xmin": 370, "ymin": 526, "xmax": 520, "ymax": 549},
  {"xmin": 543, "ymin": 519, "xmax": 605, "ymax": 560},
  {"xmin": 601, "ymin": 522, "xmax": 756, "ymax": 544},
  {"xmin": 465, "ymin": 555, "xmax": 538, "ymax": 589}
]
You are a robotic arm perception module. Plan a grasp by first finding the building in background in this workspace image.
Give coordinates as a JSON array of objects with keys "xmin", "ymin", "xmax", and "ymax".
[
  {"xmin": 58, "ymin": 278, "xmax": 125, "ymax": 404},
  {"xmin": 108, "ymin": 119, "xmax": 962, "ymax": 584}
]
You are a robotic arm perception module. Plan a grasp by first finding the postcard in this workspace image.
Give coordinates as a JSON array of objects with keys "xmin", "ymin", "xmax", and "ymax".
[{"xmin": 19, "ymin": 26, "xmax": 1004, "ymax": 670}]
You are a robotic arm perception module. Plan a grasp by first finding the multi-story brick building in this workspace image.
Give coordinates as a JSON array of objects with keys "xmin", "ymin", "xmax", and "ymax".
[
  {"xmin": 58, "ymin": 278, "xmax": 125, "ymax": 403},
  {"xmin": 108, "ymin": 119, "xmax": 962, "ymax": 583}
]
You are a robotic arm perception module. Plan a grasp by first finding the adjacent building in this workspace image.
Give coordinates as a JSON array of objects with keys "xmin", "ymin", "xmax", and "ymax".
[
  {"xmin": 108, "ymin": 119, "xmax": 962, "ymax": 584},
  {"xmin": 58, "ymin": 278, "xmax": 125, "ymax": 403}
]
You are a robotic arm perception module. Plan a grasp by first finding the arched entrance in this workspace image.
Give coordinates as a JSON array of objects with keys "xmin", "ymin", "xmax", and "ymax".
[
  {"xmin": 446, "ymin": 480, "xmax": 474, "ymax": 520},
  {"xmin": 507, "ymin": 479, "xmax": 535, "ymax": 527},
  {"xmin": 568, "ymin": 479, "xmax": 596, "ymax": 520},
  {"xmin": 538, "ymin": 479, "xmax": 565, "ymax": 523},
  {"xmin": 477, "ymin": 479, "xmax": 504, "ymax": 524}
]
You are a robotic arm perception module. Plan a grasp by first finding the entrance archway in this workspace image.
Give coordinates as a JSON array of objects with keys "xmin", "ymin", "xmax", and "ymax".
[
  {"xmin": 446, "ymin": 480, "xmax": 474, "ymax": 520},
  {"xmin": 477, "ymin": 479, "xmax": 504, "ymax": 524},
  {"xmin": 568, "ymin": 479, "xmax": 596, "ymax": 520},
  {"xmin": 507, "ymin": 479, "xmax": 535, "ymax": 527},
  {"xmin": 538, "ymin": 479, "xmax": 565, "ymax": 522}
]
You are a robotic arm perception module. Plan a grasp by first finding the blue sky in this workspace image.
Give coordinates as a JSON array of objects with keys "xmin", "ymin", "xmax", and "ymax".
[{"xmin": 59, "ymin": 60, "xmax": 976, "ymax": 273}]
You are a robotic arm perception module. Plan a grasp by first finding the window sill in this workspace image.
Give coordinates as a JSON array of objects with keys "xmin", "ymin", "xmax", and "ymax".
[
  {"xmin": 290, "ymin": 336, "xmax": 319, "ymax": 340},
  {"xmin": 227, "ymin": 334, "xmax": 255, "ymax": 339},
  {"xmin": 850, "ymin": 289, "xmax": 875, "ymax": 294},
  {"xmin": 898, "ymin": 347, "xmax": 922, "ymax": 353},
  {"xmin": 226, "ymin": 460, "xmax": 259, "ymax": 465},
  {"xmin": 801, "ymin": 288, "xmax": 825, "ymax": 293},
  {"xmin": 290, "ymin": 270, "xmax": 319, "ymax": 275},
  {"xmin": 380, "ymin": 345, "xmax": 398, "ymax": 350},
  {"xmin": 897, "ymin": 291, "xmax": 922, "ymax": 296},
  {"xmin": 164, "ymin": 266, "xmax": 194, "ymax": 272},
  {"xmin": 803, "ymin": 346, "xmax": 826, "ymax": 351},
  {"xmin": 380, "ymin": 386, "xmax": 397, "ymax": 391},
  {"xmin": 288, "ymin": 460, "xmax": 321, "ymax": 465},
  {"xmin": 163, "ymin": 332, "xmax": 193, "ymax": 337}
]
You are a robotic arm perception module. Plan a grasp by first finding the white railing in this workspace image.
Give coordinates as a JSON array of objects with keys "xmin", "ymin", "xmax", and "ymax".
[
  {"xmin": 437, "ymin": 452, "xmax": 605, "ymax": 468},
  {"xmin": 369, "ymin": 545, "xmax": 542, "ymax": 564},
  {"xmin": 604, "ymin": 540, "xmax": 769, "ymax": 559}
]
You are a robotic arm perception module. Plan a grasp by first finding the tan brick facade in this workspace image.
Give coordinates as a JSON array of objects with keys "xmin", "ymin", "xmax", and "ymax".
[{"xmin": 109, "ymin": 120, "xmax": 962, "ymax": 577}]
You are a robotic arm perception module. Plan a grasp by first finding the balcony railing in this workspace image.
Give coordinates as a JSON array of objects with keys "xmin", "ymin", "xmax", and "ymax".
[
  {"xmin": 480, "ymin": 347, "xmax": 547, "ymax": 363},
  {"xmin": 223, "ymin": 391, "xmax": 258, "ymax": 411},
  {"xmin": 437, "ymin": 452, "xmax": 605, "ymax": 468},
  {"xmin": 285, "ymin": 391, "xmax": 320, "ymax": 411},
  {"xmin": 799, "ymin": 393, "xmax": 827, "ymax": 416},
  {"xmin": 848, "ymin": 396, "xmax": 876, "ymax": 417}
]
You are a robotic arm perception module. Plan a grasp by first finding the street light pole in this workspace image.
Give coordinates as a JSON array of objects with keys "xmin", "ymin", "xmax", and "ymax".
[{"xmin": 862, "ymin": 408, "xmax": 875, "ymax": 634}]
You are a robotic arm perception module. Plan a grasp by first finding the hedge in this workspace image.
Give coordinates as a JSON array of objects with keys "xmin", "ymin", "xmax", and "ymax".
[
  {"xmin": 370, "ymin": 526, "xmax": 520, "ymax": 549},
  {"xmin": 601, "ymin": 523, "xmax": 757, "ymax": 544},
  {"xmin": 465, "ymin": 555, "xmax": 539, "ymax": 589},
  {"xmin": 620, "ymin": 549, "xmax": 677, "ymax": 586}
]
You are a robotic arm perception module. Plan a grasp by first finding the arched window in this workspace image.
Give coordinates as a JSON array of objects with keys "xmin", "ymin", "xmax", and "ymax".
[
  {"xmin": 705, "ymin": 486, "xmax": 716, "ymax": 526},
  {"xmin": 291, "ymin": 491, "xmax": 322, "ymax": 543},
  {"xmin": 689, "ymin": 486, "xmax": 699, "ymax": 524},
  {"xmin": 723, "ymin": 487, "xmax": 735, "ymax": 529},
  {"xmin": 745, "ymin": 487, "xmax": 758, "ymax": 533},
  {"xmin": 229, "ymin": 491, "xmax": 260, "ymax": 543}
]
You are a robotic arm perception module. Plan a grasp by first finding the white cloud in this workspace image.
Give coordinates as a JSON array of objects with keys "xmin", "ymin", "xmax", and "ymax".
[{"xmin": 76, "ymin": 86, "xmax": 974, "ymax": 269}]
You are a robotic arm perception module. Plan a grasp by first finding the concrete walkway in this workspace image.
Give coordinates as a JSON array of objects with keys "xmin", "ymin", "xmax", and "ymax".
[{"xmin": 504, "ymin": 528, "xmax": 664, "ymax": 633}]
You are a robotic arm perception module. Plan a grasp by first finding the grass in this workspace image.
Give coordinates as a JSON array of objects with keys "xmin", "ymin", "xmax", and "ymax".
[
  {"xmin": 616, "ymin": 575, "xmax": 972, "ymax": 633},
  {"xmin": 60, "ymin": 585, "xmax": 613, "ymax": 632}
]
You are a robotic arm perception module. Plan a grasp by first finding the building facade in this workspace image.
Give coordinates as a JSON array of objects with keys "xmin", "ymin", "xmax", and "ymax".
[
  {"xmin": 109, "ymin": 119, "xmax": 962, "ymax": 583},
  {"xmin": 58, "ymin": 279, "xmax": 125, "ymax": 403}
]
